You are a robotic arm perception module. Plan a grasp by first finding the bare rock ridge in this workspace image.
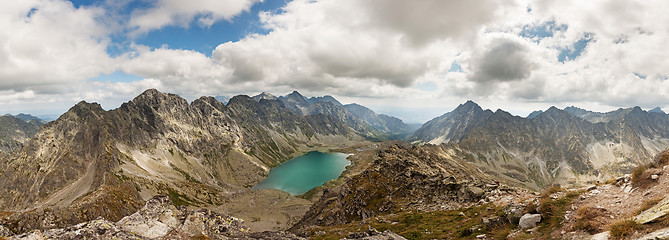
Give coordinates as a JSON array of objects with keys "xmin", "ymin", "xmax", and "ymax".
[
  {"xmin": 0, "ymin": 114, "xmax": 44, "ymax": 152},
  {"xmin": 0, "ymin": 89, "xmax": 397, "ymax": 234},
  {"xmin": 412, "ymin": 101, "xmax": 669, "ymax": 189},
  {"xmin": 272, "ymin": 90, "xmax": 412, "ymax": 140}
]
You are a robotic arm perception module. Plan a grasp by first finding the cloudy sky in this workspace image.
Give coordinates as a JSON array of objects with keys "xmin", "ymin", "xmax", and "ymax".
[{"xmin": 1, "ymin": 0, "xmax": 668, "ymax": 122}]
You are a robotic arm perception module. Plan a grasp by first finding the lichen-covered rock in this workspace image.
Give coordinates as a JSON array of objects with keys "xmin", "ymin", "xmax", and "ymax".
[
  {"xmin": 635, "ymin": 196, "xmax": 669, "ymax": 224},
  {"xmin": 8, "ymin": 195, "xmax": 269, "ymax": 240},
  {"xmin": 0, "ymin": 224, "xmax": 14, "ymax": 237},
  {"xmin": 636, "ymin": 227, "xmax": 669, "ymax": 240},
  {"xmin": 115, "ymin": 195, "xmax": 249, "ymax": 239},
  {"xmin": 518, "ymin": 213, "xmax": 541, "ymax": 229},
  {"xmin": 344, "ymin": 226, "xmax": 406, "ymax": 240},
  {"xmin": 10, "ymin": 219, "xmax": 143, "ymax": 240},
  {"xmin": 234, "ymin": 231, "xmax": 307, "ymax": 240},
  {"xmin": 116, "ymin": 196, "xmax": 182, "ymax": 238},
  {"xmin": 502, "ymin": 202, "xmax": 526, "ymax": 225}
]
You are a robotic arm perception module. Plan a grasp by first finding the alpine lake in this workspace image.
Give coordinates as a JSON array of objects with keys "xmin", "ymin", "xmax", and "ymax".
[{"xmin": 252, "ymin": 151, "xmax": 350, "ymax": 195}]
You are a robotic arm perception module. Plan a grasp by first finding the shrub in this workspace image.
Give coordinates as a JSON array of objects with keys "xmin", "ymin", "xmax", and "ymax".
[
  {"xmin": 631, "ymin": 164, "xmax": 650, "ymax": 186},
  {"xmin": 652, "ymin": 150, "xmax": 669, "ymax": 168}
]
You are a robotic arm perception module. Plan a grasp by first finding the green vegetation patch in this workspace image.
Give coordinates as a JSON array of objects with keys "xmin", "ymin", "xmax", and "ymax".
[
  {"xmin": 166, "ymin": 188, "xmax": 193, "ymax": 206},
  {"xmin": 310, "ymin": 204, "xmax": 517, "ymax": 240},
  {"xmin": 169, "ymin": 163, "xmax": 201, "ymax": 184}
]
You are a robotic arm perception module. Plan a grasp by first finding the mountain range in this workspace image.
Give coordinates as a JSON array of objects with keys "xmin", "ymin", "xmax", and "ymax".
[
  {"xmin": 413, "ymin": 101, "xmax": 669, "ymax": 189},
  {"xmin": 2, "ymin": 90, "xmax": 669, "ymax": 239},
  {"xmin": 0, "ymin": 89, "xmax": 411, "ymax": 234}
]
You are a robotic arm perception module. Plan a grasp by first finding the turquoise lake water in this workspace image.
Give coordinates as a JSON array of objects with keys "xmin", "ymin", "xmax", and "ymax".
[{"xmin": 252, "ymin": 151, "xmax": 350, "ymax": 195}]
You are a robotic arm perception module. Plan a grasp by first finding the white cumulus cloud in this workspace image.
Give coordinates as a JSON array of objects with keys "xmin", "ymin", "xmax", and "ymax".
[{"xmin": 129, "ymin": 0, "xmax": 260, "ymax": 35}]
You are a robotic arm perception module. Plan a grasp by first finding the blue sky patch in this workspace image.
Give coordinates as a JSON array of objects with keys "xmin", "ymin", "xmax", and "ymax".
[
  {"xmin": 634, "ymin": 73, "xmax": 647, "ymax": 79},
  {"xmin": 448, "ymin": 62, "xmax": 463, "ymax": 72},
  {"xmin": 69, "ymin": 0, "xmax": 287, "ymax": 56},
  {"xmin": 520, "ymin": 21, "xmax": 567, "ymax": 43},
  {"xmin": 558, "ymin": 33, "xmax": 592, "ymax": 62}
]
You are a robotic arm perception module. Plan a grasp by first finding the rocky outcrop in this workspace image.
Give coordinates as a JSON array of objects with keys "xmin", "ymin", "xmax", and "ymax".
[
  {"xmin": 637, "ymin": 227, "xmax": 669, "ymax": 240},
  {"xmin": 115, "ymin": 196, "xmax": 249, "ymax": 239},
  {"xmin": 292, "ymin": 143, "xmax": 501, "ymax": 230},
  {"xmin": 10, "ymin": 196, "xmax": 304, "ymax": 240},
  {"xmin": 634, "ymin": 196, "xmax": 669, "ymax": 224},
  {"xmin": 344, "ymin": 226, "xmax": 406, "ymax": 240}
]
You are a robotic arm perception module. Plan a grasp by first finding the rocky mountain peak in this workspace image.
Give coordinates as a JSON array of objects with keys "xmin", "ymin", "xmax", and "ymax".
[
  {"xmin": 226, "ymin": 95, "xmax": 255, "ymax": 107},
  {"xmin": 66, "ymin": 101, "xmax": 105, "ymax": 119},
  {"xmin": 564, "ymin": 106, "xmax": 587, "ymax": 113},
  {"xmin": 130, "ymin": 88, "xmax": 188, "ymax": 108},
  {"xmin": 534, "ymin": 106, "xmax": 580, "ymax": 123},
  {"xmin": 453, "ymin": 100, "xmax": 484, "ymax": 114},
  {"xmin": 649, "ymin": 107, "xmax": 666, "ymax": 114},
  {"xmin": 526, "ymin": 110, "xmax": 543, "ymax": 119},
  {"xmin": 252, "ymin": 92, "xmax": 278, "ymax": 102},
  {"xmin": 309, "ymin": 95, "xmax": 343, "ymax": 106},
  {"xmin": 287, "ymin": 90, "xmax": 306, "ymax": 100}
]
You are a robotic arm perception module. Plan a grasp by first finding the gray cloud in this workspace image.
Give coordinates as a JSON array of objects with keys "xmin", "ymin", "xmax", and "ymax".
[
  {"xmin": 362, "ymin": 0, "xmax": 508, "ymax": 46},
  {"xmin": 468, "ymin": 38, "xmax": 536, "ymax": 83}
]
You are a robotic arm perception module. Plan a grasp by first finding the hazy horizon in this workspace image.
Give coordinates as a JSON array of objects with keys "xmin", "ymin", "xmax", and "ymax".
[{"xmin": 2, "ymin": 89, "xmax": 666, "ymax": 124}]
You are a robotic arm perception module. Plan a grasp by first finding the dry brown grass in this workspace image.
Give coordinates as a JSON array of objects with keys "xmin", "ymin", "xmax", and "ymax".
[
  {"xmin": 541, "ymin": 184, "xmax": 561, "ymax": 198},
  {"xmin": 609, "ymin": 219, "xmax": 641, "ymax": 240},
  {"xmin": 569, "ymin": 206, "xmax": 608, "ymax": 234},
  {"xmin": 652, "ymin": 150, "xmax": 669, "ymax": 168},
  {"xmin": 635, "ymin": 197, "xmax": 664, "ymax": 215}
]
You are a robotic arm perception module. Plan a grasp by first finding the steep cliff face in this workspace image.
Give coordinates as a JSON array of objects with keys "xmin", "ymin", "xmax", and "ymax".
[
  {"xmin": 0, "ymin": 89, "xmax": 365, "ymax": 231},
  {"xmin": 412, "ymin": 102, "xmax": 669, "ymax": 189}
]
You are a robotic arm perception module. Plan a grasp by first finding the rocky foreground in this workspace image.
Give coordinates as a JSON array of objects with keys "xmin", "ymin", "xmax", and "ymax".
[{"xmin": 0, "ymin": 195, "xmax": 405, "ymax": 240}]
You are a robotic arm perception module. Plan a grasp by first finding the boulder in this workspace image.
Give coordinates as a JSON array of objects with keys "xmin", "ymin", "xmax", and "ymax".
[
  {"xmin": 519, "ymin": 214, "xmax": 542, "ymax": 229},
  {"xmin": 591, "ymin": 231, "xmax": 610, "ymax": 240},
  {"xmin": 635, "ymin": 196, "xmax": 669, "ymax": 224},
  {"xmin": 503, "ymin": 203, "xmax": 526, "ymax": 225},
  {"xmin": 345, "ymin": 226, "xmax": 406, "ymax": 240},
  {"xmin": 116, "ymin": 196, "xmax": 182, "ymax": 238},
  {"xmin": 636, "ymin": 227, "xmax": 669, "ymax": 240}
]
